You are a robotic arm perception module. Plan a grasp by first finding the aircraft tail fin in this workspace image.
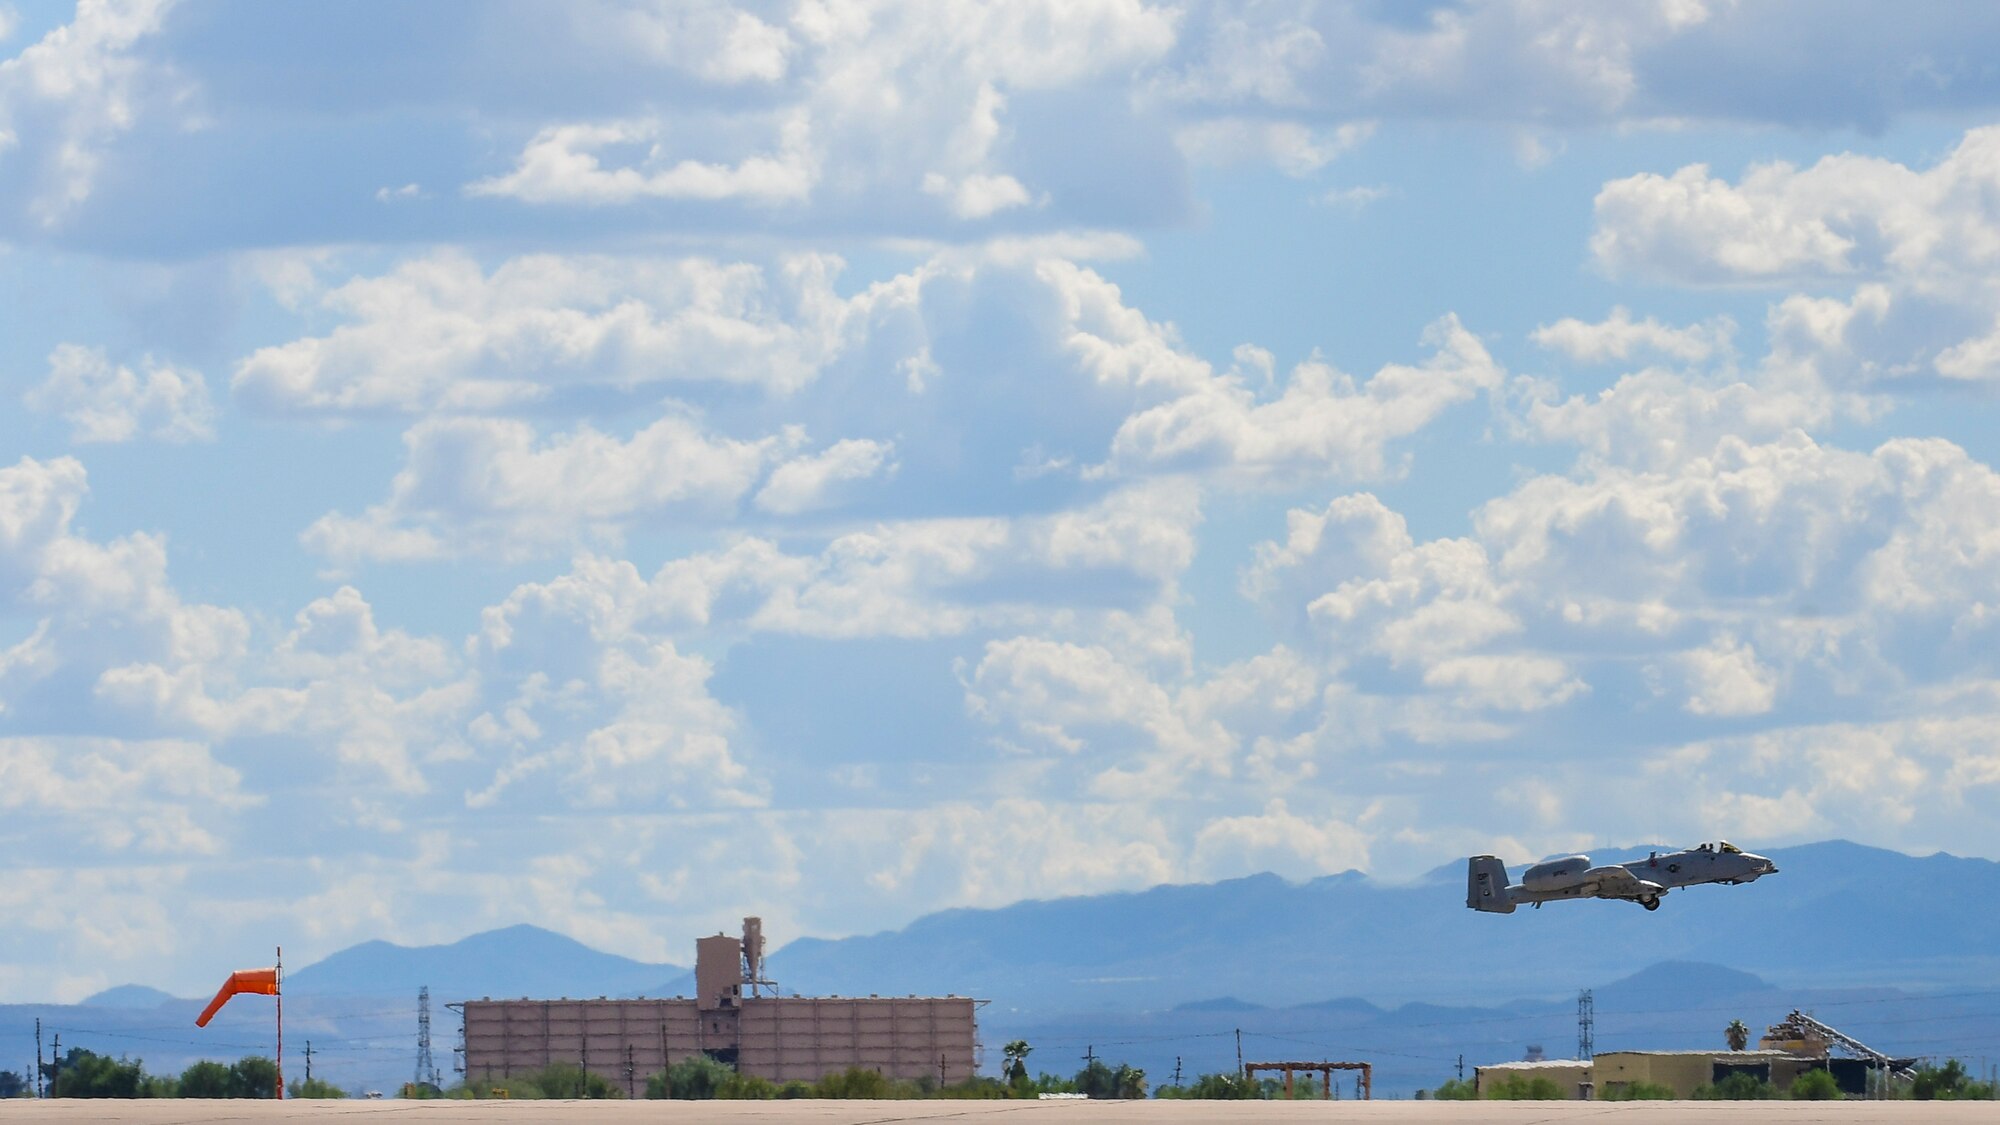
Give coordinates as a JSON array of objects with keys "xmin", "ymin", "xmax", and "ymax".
[{"xmin": 1467, "ymin": 855, "xmax": 1515, "ymax": 913}]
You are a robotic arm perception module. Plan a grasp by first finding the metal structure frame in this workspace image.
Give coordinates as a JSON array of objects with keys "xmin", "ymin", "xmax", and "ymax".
[
  {"xmin": 1766, "ymin": 1010, "xmax": 1917, "ymax": 1081},
  {"xmin": 1243, "ymin": 1060, "xmax": 1372, "ymax": 1100},
  {"xmin": 415, "ymin": 985, "xmax": 440, "ymax": 1089},
  {"xmin": 1577, "ymin": 989, "xmax": 1594, "ymax": 1060}
]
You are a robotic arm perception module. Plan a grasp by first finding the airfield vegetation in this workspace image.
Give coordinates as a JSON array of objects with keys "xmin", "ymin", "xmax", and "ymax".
[{"xmin": 5, "ymin": 1100, "xmax": 2000, "ymax": 1123}]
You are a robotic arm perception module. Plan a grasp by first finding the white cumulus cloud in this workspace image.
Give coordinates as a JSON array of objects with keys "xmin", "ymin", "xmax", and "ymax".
[
  {"xmin": 234, "ymin": 251, "xmax": 914, "ymax": 414},
  {"xmin": 466, "ymin": 115, "xmax": 816, "ymax": 206},
  {"xmin": 754, "ymin": 438, "xmax": 898, "ymax": 515},
  {"xmin": 303, "ymin": 414, "xmax": 794, "ymax": 564},
  {"xmin": 25, "ymin": 343, "xmax": 215, "ymax": 443}
]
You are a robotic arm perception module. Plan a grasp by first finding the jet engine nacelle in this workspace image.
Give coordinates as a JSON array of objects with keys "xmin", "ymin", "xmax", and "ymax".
[{"xmin": 1521, "ymin": 855, "xmax": 1592, "ymax": 891}]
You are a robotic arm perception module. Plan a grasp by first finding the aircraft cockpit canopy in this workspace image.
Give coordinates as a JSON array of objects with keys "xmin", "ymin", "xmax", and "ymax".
[{"xmin": 1716, "ymin": 841, "xmax": 1742, "ymax": 854}]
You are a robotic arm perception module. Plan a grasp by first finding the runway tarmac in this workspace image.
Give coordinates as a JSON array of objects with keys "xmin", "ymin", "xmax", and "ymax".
[{"xmin": 0, "ymin": 1102, "xmax": 1991, "ymax": 1124}]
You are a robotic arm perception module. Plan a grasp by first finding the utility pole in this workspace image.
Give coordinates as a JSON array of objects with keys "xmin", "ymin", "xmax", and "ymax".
[
  {"xmin": 938, "ymin": 1053, "xmax": 947, "ymax": 1088},
  {"xmin": 1172, "ymin": 1056, "xmax": 1182, "ymax": 1088},
  {"xmin": 47, "ymin": 1034, "xmax": 59, "ymax": 1097},
  {"xmin": 449, "ymin": 1003, "xmax": 467, "ymax": 1079},
  {"xmin": 625, "ymin": 1045, "xmax": 636, "ymax": 1099},
  {"xmin": 1456, "ymin": 1054, "xmax": 1464, "ymax": 1080},
  {"xmin": 303, "ymin": 1041, "xmax": 314, "ymax": 1084},
  {"xmin": 1082, "ymin": 1045, "xmax": 1095, "ymax": 1068},
  {"xmin": 33, "ymin": 1019, "xmax": 42, "ymax": 1098},
  {"xmin": 1235, "ymin": 1028, "xmax": 1244, "ymax": 1076}
]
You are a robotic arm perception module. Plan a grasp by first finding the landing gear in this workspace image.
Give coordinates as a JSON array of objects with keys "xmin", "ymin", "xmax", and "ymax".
[{"xmin": 1640, "ymin": 896, "xmax": 1661, "ymax": 912}]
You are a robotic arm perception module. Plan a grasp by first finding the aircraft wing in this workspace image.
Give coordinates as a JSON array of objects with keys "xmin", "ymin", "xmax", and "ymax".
[{"xmin": 1589, "ymin": 866, "xmax": 1664, "ymax": 900}]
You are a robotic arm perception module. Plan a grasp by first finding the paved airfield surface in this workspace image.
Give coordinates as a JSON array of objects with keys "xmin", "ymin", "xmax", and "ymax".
[{"xmin": 2, "ymin": 1103, "xmax": 1992, "ymax": 1123}]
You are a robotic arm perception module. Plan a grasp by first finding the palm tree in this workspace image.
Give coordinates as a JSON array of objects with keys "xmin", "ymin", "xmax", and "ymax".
[
  {"xmin": 1725, "ymin": 1019, "xmax": 1750, "ymax": 1052},
  {"xmin": 1002, "ymin": 1040, "xmax": 1032, "ymax": 1086}
]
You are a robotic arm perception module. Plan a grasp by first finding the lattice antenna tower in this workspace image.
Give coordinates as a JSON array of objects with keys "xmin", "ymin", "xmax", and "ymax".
[
  {"xmin": 415, "ymin": 985, "xmax": 440, "ymax": 1088},
  {"xmin": 1577, "ymin": 989, "xmax": 1595, "ymax": 1060}
]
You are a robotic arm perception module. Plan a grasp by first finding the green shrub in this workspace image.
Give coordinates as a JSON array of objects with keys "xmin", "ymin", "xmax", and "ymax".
[
  {"xmin": 1254, "ymin": 1076, "xmax": 1321, "ymax": 1099},
  {"xmin": 448, "ymin": 1077, "xmax": 544, "ymax": 1099},
  {"xmin": 1164, "ymin": 1072, "xmax": 1256, "ymax": 1099},
  {"xmin": 1073, "ymin": 1060, "xmax": 1115, "ymax": 1099},
  {"xmin": 1912, "ymin": 1060, "xmax": 1995, "ymax": 1100},
  {"xmin": 178, "ymin": 1061, "xmax": 231, "ymax": 1099},
  {"xmin": 1026, "ymin": 1072, "xmax": 1077, "ymax": 1095},
  {"xmin": 813, "ymin": 1067, "xmax": 895, "ymax": 1099},
  {"xmin": 776, "ymin": 1080, "xmax": 814, "ymax": 1099},
  {"xmin": 1484, "ymin": 1074, "xmax": 1563, "ymax": 1099},
  {"xmin": 1694, "ymin": 1072, "xmax": 1776, "ymax": 1100},
  {"xmin": 224, "ymin": 1057, "xmax": 279, "ymax": 1099},
  {"xmin": 934, "ymin": 1077, "xmax": 1009, "ymax": 1099},
  {"xmin": 288, "ymin": 1077, "xmax": 347, "ymax": 1099},
  {"xmin": 140, "ymin": 1076, "xmax": 180, "ymax": 1099},
  {"xmin": 646, "ymin": 1056, "xmax": 734, "ymax": 1100},
  {"xmin": 1789, "ymin": 1069, "xmax": 1841, "ymax": 1100},
  {"xmin": 1602, "ymin": 1081, "xmax": 1675, "ymax": 1100},
  {"xmin": 523, "ymin": 1062, "xmax": 619, "ymax": 1099},
  {"xmin": 49, "ymin": 1049, "xmax": 148, "ymax": 1098},
  {"xmin": 1431, "ymin": 1077, "xmax": 1479, "ymax": 1100},
  {"xmin": 1112, "ymin": 1064, "xmax": 1148, "ymax": 1099},
  {"xmin": 716, "ymin": 1072, "xmax": 777, "ymax": 1100}
]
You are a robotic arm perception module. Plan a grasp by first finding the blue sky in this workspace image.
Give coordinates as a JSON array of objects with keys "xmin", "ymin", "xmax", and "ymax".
[{"xmin": 8, "ymin": 0, "xmax": 2000, "ymax": 1002}]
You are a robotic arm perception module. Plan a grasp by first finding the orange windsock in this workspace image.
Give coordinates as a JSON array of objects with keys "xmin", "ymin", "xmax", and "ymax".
[{"xmin": 195, "ymin": 967, "xmax": 280, "ymax": 1027}]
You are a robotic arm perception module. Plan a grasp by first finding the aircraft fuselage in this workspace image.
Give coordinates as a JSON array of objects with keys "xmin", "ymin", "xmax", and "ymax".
[{"xmin": 1467, "ymin": 842, "xmax": 1777, "ymax": 913}]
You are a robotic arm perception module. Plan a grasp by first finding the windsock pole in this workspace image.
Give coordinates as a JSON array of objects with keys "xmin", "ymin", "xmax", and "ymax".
[
  {"xmin": 276, "ymin": 947, "xmax": 284, "ymax": 1100},
  {"xmin": 196, "ymin": 959, "xmax": 283, "ymax": 1097}
]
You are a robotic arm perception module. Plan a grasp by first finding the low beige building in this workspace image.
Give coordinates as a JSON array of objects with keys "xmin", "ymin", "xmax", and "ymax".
[
  {"xmin": 1593, "ymin": 1050, "xmax": 1815, "ymax": 1098},
  {"xmin": 1477, "ymin": 1049, "xmax": 1821, "ymax": 1101},
  {"xmin": 1473, "ymin": 1059, "xmax": 1594, "ymax": 1100},
  {"xmin": 461, "ymin": 918, "xmax": 979, "ymax": 1094}
]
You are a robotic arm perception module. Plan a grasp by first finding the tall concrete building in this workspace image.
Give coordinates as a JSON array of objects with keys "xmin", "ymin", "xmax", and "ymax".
[{"xmin": 461, "ymin": 918, "xmax": 979, "ymax": 1094}]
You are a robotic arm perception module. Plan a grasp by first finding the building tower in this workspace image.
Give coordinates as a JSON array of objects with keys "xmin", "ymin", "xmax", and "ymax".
[
  {"xmin": 415, "ymin": 986, "xmax": 440, "ymax": 1089},
  {"xmin": 1577, "ymin": 989, "xmax": 1595, "ymax": 1060}
]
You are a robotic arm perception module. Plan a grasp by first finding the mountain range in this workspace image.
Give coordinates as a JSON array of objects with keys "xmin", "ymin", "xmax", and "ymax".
[
  {"xmin": 766, "ymin": 840, "xmax": 2000, "ymax": 1009},
  {"xmin": 12, "ymin": 840, "xmax": 1998, "ymax": 1096},
  {"xmin": 281, "ymin": 924, "xmax": 686, "ymax": 1001}
]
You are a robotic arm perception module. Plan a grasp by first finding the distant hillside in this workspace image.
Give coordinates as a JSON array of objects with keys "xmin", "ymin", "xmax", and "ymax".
[
  {"xmin": 80, "ymin": 985, "xmax": 182, "ymax": 1008},
  {"xmin": 1596, "ymin": 961, "xmax": 1771, "ymax": 1005},
  {"xmin": 230, "ymin": 839, "xmax": 2000, "ymax": 1013},
  {"xmin": 285, "ymin": 923, "xmax": 686, "ymax": 999},
  {"xmin": 766, "ymin": 841, "xmax": 2000, "ymax": 1011},
  {"xmin": 12, "ymin": 839, "xmax": 2000, "ymax": 1097},
  {"xmin": 1172, "ymin": 997, "xmax": 1265, "ymax": 1013}
]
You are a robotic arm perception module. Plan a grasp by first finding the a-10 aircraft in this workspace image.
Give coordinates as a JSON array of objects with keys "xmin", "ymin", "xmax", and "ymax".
[{"xmin": 1467, "ymin": 841, "xmax": 1778, "ymax": 913}]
